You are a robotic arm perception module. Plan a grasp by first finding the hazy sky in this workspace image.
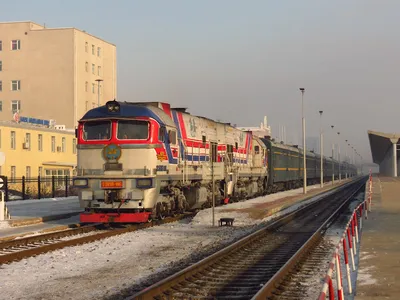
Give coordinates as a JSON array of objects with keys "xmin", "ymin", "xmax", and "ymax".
[{"xmin": 1, "ymin": 0, "xmax": 399, "ymax": 165}]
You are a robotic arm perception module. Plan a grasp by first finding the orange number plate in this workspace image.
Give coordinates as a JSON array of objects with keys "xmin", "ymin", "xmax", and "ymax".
[{"xmin": 101, "ymin": 181, "xmax": 123, "ymax": 189}]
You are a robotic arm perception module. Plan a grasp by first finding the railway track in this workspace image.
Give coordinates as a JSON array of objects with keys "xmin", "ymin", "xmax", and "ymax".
[
  {"xmin": 0, "ymin": 212, "xmax": 195, "ymax": 265},
  {"xmin": 128, "ymin": 176, "xmax": 367, "ymax": 300}
]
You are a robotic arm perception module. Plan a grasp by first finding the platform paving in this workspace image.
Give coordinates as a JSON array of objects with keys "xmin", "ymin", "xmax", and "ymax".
[{"xmin": 355, "ymin": 175, "xmax": 400, "ymax": 299}]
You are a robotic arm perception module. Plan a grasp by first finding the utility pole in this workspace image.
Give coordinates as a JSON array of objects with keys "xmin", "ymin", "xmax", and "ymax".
[
  {"xmin": 300, "ymin": 88, "xmax": 307, "ymax": 194},
  {"xmin": 211, "ymin": 146, "xmax": 215, "ymax": 227},
  {"xmin": 331, "ymin": 125, "xmax": 335, "ymax": 184},
  {"xmin": 319, "ymin": 110, "xmax": 323, "ymax": 188},
  {"xmin": 345, "ymin": 139, "xmax": 348, "ymax": 179},
  {"xmin": 338, "ymin": 132, "xmax": 341, "ymax": 182}
]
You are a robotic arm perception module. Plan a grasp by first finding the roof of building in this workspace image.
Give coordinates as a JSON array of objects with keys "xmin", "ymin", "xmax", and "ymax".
[
  {"xmin": 368, "ymin": 130, "xmax": 400, "ymax": 164},
  {"xmin": 0, "ymin": 21, "xmax": 116, "ymax": 46},
  {"xmin": 0, "ymin": 121, "xmax": 75, "ymax": 134}
]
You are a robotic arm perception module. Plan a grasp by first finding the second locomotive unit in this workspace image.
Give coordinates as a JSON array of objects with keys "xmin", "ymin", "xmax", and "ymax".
[{"xmin": 73, "ymin": 99, "xmax": 357, "ymax": 223}]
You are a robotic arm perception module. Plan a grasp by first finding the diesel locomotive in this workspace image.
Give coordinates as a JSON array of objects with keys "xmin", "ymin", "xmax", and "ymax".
[{"xmin": 73, "ymin": 100, "xmax": 357, "ymax": 223}]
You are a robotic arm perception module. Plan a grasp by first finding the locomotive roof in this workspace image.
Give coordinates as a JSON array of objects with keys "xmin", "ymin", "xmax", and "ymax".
[{"xmin": 80, "ymin": 101, "xmax": 176, "ymax": 127}]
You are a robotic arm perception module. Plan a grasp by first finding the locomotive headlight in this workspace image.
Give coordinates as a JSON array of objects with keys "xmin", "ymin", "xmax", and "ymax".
[
  {"xmin": 73, "ymin": 178, "xmax": 88, "ymax": 187},
  {"xmin": 106, "ymin": 100, "xmax": 120, "ymax": 113},
  {"xmin": 136, "ymin": 178, "xmax": 153, "ymax": 188}
]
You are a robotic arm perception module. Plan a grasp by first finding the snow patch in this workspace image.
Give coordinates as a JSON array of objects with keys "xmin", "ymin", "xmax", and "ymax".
[{"xmin": 358, "ymin": 266, "xmax": 378, "ymax": 285}]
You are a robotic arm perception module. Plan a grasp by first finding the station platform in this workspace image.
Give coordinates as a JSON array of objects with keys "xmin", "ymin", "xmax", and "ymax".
[
  {"xmin": 355, "ymin": 175, "xmax": 400, "ymax": 298},
  {"xmin": 0, "ymin": 196, "xmax": 82, "ymax": 240}
]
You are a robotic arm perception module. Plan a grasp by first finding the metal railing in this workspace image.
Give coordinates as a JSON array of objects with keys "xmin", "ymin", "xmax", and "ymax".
[{"xmin": 2, "ymin": 176, "xmax": 79, "ymax": 201}]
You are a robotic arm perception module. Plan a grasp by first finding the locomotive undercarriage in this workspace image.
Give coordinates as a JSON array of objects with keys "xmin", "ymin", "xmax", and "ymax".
[{"xmin": 150, "ymin": 175, "xmax": 269, "ymax": 220}]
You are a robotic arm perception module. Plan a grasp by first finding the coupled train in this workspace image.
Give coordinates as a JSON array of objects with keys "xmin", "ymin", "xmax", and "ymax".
[{"xmin": 73, "ymin": 100, "xmax": 357, "ymax": 223}]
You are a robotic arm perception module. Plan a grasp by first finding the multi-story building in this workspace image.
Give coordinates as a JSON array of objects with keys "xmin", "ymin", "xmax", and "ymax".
[
  {"xmin": 0, "ymin": 121, "xmax": 76, "ymax": 180},
  {"xmin": 0, "ymin": 21, "xmax": 117, "ymax": 129}
]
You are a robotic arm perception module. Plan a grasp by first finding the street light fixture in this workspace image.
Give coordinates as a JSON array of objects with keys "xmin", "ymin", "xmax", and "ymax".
[
  {"xmin": 300, "ymin": 88, "xmax": 306, "ymax": 194},
  {"xmin": 95, "ymin": 79, "xmax": 103, "ymax": 107},
  {"xmin": 319, "ymin": 110, "xmax": 323, "ymax": 187}
]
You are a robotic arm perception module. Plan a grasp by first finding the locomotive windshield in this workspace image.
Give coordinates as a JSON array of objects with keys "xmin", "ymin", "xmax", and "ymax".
[
  {"xmin": 83, "ymin": 121, "xmax": 111, "ymax": 140},
  {"xmin": 117, "ymin": 120, "xmax": 149, "ymax": 140}
]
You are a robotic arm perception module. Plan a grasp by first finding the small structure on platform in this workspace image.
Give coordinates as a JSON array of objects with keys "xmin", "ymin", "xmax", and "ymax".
[
  {"xmin": 368, "ymin": 130, "xmax": 400, "ymax": 177},
  {"xmin": 236, "ymin": 116, "xmax": 271, "ymax": 139},
  {"xmin": 219, "ymin": 218, "xmax": 235, "ymax": 227}
]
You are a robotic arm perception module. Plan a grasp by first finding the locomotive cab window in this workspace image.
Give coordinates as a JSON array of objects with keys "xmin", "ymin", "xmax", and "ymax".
[
  {"xmin": 117, "ymin": 120, "xmax": 149, "ymax": 140},
  {"xmin": 254, "ymin": 145, "xmax": 260, "ymax": 154},
  {"xmin": 158, "ymin": 126, "xmax": 166, "ymax": 142},
  {"xmin": 83, "ymin": 121, "xmax": 111, "ymax": 140},
  {"xmin": 168, "ymin": 130, "xmax": 177, "ymax": 144}
]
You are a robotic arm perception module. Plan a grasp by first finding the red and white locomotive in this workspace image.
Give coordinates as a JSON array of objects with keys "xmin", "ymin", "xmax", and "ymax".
[{"xmin": 73, "ymin": 100, "xmax": 269, "ymax": 223}]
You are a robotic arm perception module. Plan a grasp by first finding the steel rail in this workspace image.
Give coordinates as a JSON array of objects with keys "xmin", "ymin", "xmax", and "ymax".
[
  {"xmin": 126, "ymin": 176, "xmax": 366, "ymax": 300},
  {"xmin": 251, "ymin": 177, "xmax": 366, "ymax": 299},
  {"xmin": 0, "ymin": 212, "xmax": 195, "ymax": 265}
]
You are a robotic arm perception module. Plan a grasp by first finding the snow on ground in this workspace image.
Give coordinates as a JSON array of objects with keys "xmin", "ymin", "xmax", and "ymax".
[
  {"xmin": 0, "ymin": 183, "xmax": 335, "ymax": 300},
  {"xmin": 193, "ymin": 181, "xmax": 338, "ymax": 227}
]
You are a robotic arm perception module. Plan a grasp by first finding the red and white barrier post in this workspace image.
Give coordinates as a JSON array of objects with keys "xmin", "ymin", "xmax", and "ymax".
[
  {"xmin": 351, "ymin": 217, "xmax": 357, "ymax": 255},
  {"xmin": 319, "ymin": 256, "xmax": 336, "ymax": 300},
  {"xmin": 354, "ymin": 213, "xmax": 359, "ymax": 243},
  {"xmin": 342, "ymin": 237, "xmax": 352, "ymax": 294},
  {"xmin": 335, "ymin": 251, "xmax": 344, "ymax": 300},
  {"xmin": 347, "ymin": 227, "xmax": 355, "ymax": 270}
]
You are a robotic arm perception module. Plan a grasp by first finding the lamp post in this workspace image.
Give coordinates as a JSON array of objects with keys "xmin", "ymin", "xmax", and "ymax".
[
  {"xmin": 319, "ymin": 110, "xmax": 323, "ymax": 187},
  {"xmin": 300, "ymin": 88, "xmax": 307, "ymax": 194},
  {"xmin": 337, "ymin": 132, "xmax": 341, "ymax": 182},
  {"xmin": 95, "ymin": 79, "xmax": 103, "ymax": 107},
  {"xmin": 344, "ymin": 140, "xmax": 348, "ymax": 179},
  {"xmin": 331, "ymin": 125, "xmax": 335, "ymax": 184}
]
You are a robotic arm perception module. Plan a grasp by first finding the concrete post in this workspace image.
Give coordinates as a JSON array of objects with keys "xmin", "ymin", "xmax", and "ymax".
[
  {"xmin": 390, "ymin": 139, "xmax": 398, "ymax": 177},
  {"xmin": 393, "ymin": 143, "xmax": 397, "ymax": 177}
]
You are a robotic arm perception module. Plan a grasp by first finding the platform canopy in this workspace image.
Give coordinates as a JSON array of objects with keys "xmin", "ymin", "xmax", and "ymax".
[{"xmin": 368, "ymin": 130, "xmax": 400, "ymax": 164}]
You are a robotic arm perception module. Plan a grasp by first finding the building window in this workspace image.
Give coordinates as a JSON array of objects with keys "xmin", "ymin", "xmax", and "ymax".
[
  {"xmin": 0, "ymin": 80, "xmax": 2, "ymax": 91},
  {"xmin": 11, "ymin": 131, "xmax": 16, "ymax": 149},
  {"xmin": 11, "ymin": 40, "xmax": 21, "ymax": 50},
  {"xmin": 0, "ymin": 101, "xmax": 2, "ymax": 112},
  {"xmin": 85, "ymin": 81, "xmax": 88, "ymax": 92},
  {"xmin": 0, "ymin": 41, "xmax": 2, "ymax": 51},
  {"xmin": 62, "ymin": 137, "xmax": 66, "ymax": 152},
  {"xmin": 12, "ymin": 100, "xmax": 21, "ymax": 113},
  {"xmin": 85, "ymin": 62, "xmax": 88, "ymax": 72},
  {"xmin": 38, "ymin": 134, "xmax": 43, "ymax": 151},
  {"xmin": 85, "ymin": 42, "xmax": 88, "ymax": 52},
  {"xmin": 11, "ymin": 80, "xmax": 21, "ymax": 91},
  {"xmin": 0, "ymin": 61, "xmax": 2, "ymax": 72},
  {"xmin": 38, "ymin": 166, "xmax": 43, "ymax": 177},
  {"xmin": 25, "ymin": 133, "xmax": 31, "ymax": 150},
  {"xmin": 92, "ymin": 83, "xmax": 95, "ymax": 93},
  {"xmin": 51, "ymin": 136, "xmax": 55, "ymax": 152},
  {"xmin": 11, "ymin": 166, "xmax": 16, "ymax": 183},
  {"xmin": 97, "ymin": 66, "xmax": 101, "ymax": 76},
  {"xmin": 26, "ymin": 166, "xmax": 31, "ymax": 179},
  {"xmin": 92, "ymin": 44, "xmax": 95, "ymax": 55},
  {"xmin": 97, "ymin": 47, "xmax": 101, "ymax": 57},
  {"xmin": 92, "ymin": 64, "xmax": 95, "ymax": 74},
  {"xmin": 73, "ymin": 138, "xmax": 76, "ymax": 154}
]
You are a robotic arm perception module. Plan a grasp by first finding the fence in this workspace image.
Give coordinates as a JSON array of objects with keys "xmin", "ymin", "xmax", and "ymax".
[
  {"xmin": 319, "ymin": 170, "xmax": 373, "ymax": 300},
  {"xmin": 2, "ymin": 175, "xmax": 79, "ymax": 201}
]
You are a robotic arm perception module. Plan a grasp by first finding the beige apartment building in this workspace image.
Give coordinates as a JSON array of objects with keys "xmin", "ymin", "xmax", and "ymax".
[{"xmin": 0, "ymin": 21, "xmax": 117, "ymax": 129}]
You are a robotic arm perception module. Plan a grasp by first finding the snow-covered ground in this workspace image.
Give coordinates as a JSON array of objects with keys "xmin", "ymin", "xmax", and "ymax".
[{"xmin": 0, "ymin": 183, "xmax": 336, "ymax": 300}]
